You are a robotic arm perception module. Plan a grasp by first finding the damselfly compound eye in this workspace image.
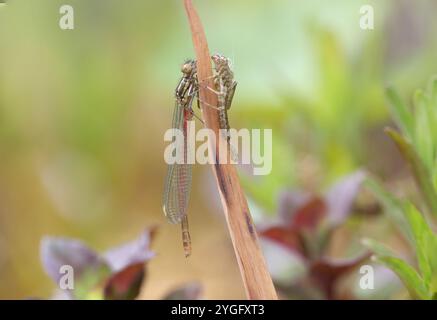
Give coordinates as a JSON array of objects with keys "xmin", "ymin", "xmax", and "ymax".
[
  {"xmin": 181, "ymin": 63, "xmax": 192, "ymax": 74},
  {"xmin": 181, "ymin": 60, "xmax": 196, "ymax": 75}
]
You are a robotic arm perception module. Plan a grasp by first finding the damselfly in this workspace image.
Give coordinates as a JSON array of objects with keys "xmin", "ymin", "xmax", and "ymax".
[
  {"xmin": 163, "ymin": 59, "xmax": 198, "ymax": 257},
  {"xmin": 163, "ymin": 55, "xmax": 237, "ymax": 257}
]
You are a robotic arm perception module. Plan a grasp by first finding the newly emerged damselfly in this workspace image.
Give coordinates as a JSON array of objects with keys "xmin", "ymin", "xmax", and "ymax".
[{"xmin": 162, "ymin": 59, "xmax": 198, "ymax": 257}]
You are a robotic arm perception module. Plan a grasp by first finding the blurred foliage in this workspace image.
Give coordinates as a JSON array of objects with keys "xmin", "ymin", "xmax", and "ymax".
[
  {"xmin": 0, "ymin": 0, "xmax": 437, "ymax": 299},
  {"xmin": 366, "ymin": 78, "xmax": 437, "ymax": 300},
  {"xmin": 259, "ymin": 171, "xmax": 370, "ymax": 299},
  {"xmin": 39, "ymin": 227, "xmax": 203, "ymax": 300},
  {"xmin": 40, "ymin": 229, "xmax": 155, "ymax": 300},
  {"xmin": 385, "ymin": 79, "xmax": 437, "ymax": 216},
  {"xmin": 364, "ymin": 203, "xmax": 437, "ymax": 300}
]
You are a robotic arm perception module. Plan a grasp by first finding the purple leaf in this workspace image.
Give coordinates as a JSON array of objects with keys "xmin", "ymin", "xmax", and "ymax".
[
  {"xmin": 40, "ymin": 236, "xmax": 109, "ymax": 284},
  {"xmin": 325, "ymin": 171, "xmax": 366, "ymax": 226},
  {"xmin": 163, "ymin": 282, "xmax": 203, "ymax": 300},
  {"xmin": 103, "ymin": 228, "xmax": 156, "ymax": 273},
  {"xmin": 277, "ymin": 190, "xmax": 310, "ymax": 223},
  {"xmin": 104, "ymin": 263, "xmax": 146, "ymax": 300}
]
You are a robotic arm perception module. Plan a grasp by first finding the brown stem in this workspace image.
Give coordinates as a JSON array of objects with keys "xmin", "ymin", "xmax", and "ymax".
[{"xmin": 183, "ymin": 0, "xmax": 277, "ymax": 299}]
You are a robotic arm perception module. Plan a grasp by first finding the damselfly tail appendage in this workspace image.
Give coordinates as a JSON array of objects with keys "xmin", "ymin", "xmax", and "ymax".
[{"xmin": 181, "ymin": 215, "xmax": 191, "ymax": 257}]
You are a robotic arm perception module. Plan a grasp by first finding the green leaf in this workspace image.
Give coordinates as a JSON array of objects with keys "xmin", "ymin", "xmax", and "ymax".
[
  {"xmin": 403, "ymin": 203, "xmax": 432, "ymax": 288},
  {"xmin": 401, "ymin": 203, "xmax": 437, "ymax": 292},
  {"xmin": 364, "ymin": 178, "xmax": 412, "ymax": 242},
  {"xmin": 362, "ymin": 238, "xmax": 399, "ymax": 257},
  {"xmin": 363, "ymin": 237, "xmax": 431, "ymax": 299},
  {"xmin": 386, "ymin": 87, "xmax": 413, "ymax": 141},
  {"xmin": 373, "ymin": 255, "xmax": 430, "ymax": 300},
  {"xmin": 429, "ymin": 237, "xmax": 437, "ymax": 292},
  {"xmin": 385, "ymin": 128, "xmax": 437, "ymax": 216},
  {"xmin": 413, "ymin": 90, "xmax": 434, "ymax": 173}
]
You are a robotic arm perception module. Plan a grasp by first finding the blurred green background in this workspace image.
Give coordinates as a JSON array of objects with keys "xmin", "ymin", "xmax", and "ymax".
[{"xmin": 0, "ymin": 0, "xmax": 436, "ymax": 299}]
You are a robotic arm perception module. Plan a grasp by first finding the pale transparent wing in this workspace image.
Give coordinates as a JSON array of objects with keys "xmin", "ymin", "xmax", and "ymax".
[
  {"xmin": 163, "ymin": 159, "xmax": 192, "ymax": 224},
  {"xmin": 163, "ymin": 101, "xmax": 192, "ymax": 224}
]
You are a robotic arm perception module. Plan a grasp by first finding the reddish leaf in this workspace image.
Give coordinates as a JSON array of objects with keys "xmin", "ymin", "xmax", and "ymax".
[
  {"xmin": 291, "ymin": 197, "xmax": 326, "ymax": 230},
  {"xmin": 309, "ymin": 253, "xmax": 371, "ymax": 299},
  {"xmin": 104, "ymin": 263, "xmax": 145, "ymax": 300},
  {"xmin": 260, "ymin": 226, "xmax": 304, "ymax": 255}
]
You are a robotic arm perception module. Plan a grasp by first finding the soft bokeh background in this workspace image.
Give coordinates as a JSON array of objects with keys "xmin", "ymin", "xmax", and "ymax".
[{"xmin": 0, "ymin": 0, "xmax": 436, "ymax": 299}]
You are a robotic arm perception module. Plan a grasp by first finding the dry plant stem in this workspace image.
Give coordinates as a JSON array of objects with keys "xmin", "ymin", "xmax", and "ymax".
[{"xmin": 183, "ymin": 0, "xmax": 278, "ymax": 300}]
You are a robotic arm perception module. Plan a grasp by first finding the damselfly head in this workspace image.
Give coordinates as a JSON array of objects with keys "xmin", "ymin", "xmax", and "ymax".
[{"xmin": 181, "ymin": 60, "xmax": 196, "ymax": 75}]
